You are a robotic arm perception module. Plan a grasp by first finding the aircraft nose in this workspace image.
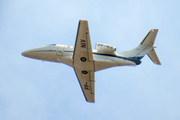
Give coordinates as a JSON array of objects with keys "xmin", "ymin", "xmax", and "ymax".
[
  {"xmin": 21, "ymin": 50, "xmax": 31, "ymax": 57},
  {"xmin": 21, "ymin": 47, "xmax": 45, "ymax": 59},
  {"xmin": 22, "ymin": 46, "xmax": 47, "ymax": 59}
]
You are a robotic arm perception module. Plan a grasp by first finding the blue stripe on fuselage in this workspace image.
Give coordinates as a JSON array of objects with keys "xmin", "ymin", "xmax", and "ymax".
[{"xmin": 92, "ymin": 53, "xmax": 142, "ymax": 65}]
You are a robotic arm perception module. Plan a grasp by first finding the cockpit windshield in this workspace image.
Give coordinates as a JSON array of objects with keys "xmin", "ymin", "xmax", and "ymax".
[{"xmin": 48, "ymin": 44, "xmax": 57, "ymax": 46}]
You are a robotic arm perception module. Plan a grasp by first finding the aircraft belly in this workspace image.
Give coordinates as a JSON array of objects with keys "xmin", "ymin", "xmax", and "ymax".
[
  {"xmin": 58, "ymin": 56, "xmax": 73, "ymax": 67},
  {"xmin": 37, "ymin": 52, "xmax": 73, "ymax": 67},
  {"xmin": 94, "ymin": 55, "xmax": 136, "ymax": 71},
  {"xmin": 111, "ymin": 57, "xmax": 136, "ymax": 66}
]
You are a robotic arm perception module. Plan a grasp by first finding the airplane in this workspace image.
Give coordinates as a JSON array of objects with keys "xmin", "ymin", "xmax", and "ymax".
[{"xmin": 22, "ymin": 19, "xmax": 161, "ymax": 103}]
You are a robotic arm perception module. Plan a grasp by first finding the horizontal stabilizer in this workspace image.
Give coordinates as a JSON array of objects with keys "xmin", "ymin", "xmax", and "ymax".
[{"xmin": 147, "ymin": 48, "xmax": 161, "ymax": 65}]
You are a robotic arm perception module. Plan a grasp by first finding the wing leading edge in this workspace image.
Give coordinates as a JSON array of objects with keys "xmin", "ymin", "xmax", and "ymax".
[{"xmin": 73, "ymin": 19, "xmax": 95, "ymax": 102}]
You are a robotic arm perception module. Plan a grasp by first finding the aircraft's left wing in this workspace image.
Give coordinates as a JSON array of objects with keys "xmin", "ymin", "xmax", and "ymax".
[{"xmin": 73, "ymin": 20, "xmax": 95, "ymax": 102}]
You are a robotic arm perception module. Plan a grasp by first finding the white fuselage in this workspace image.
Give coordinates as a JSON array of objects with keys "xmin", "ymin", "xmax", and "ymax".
[{"xmin": 22, "ymin": 44, "xmax": 137, "ymax": 71}]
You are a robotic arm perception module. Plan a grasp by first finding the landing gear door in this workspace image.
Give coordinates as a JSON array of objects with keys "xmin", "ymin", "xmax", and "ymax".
[{"xmin": 56, "ymin": 46, "xmax": 64, "ymax": 56}]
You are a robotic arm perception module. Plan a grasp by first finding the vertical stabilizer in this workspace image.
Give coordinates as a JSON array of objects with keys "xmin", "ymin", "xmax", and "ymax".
[
  {"xmin": 118, "ymin": 29, "xmax": 161, "ymax": 65},
  {"xmin": 140, "ymin": 29, "xmax": 158, "ymax": 46}
]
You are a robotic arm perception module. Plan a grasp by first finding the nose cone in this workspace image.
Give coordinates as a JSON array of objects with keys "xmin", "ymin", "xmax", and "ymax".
[
  {"xmin": 21, "ymin": 50, "xmax": 32, "ymax": 58},
  {"xmin": 21, "ymin": 50, "xmax": 28, "ymax": 57},
  {"xmin": 21, "ymin": 49, "xmax": 40, "ymax": 58},
  {"xmin": 21, "ymin": 47, "xmax": 47, "ymax": 59}
]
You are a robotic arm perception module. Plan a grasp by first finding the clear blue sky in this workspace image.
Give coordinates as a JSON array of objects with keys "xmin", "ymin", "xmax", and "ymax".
[{"xmin": 1, "ymin": 0, "xmax": 180, "ymax": 120}]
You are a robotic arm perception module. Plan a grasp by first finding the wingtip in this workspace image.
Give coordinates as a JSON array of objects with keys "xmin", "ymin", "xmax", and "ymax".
[
  {"xmin": 79, "ymin": 19, "xmax": 88, "ymax": 22},
  {"xmin": 85, "ymin": 97, "xmax": 95, "ymax": 103},
  {"xmin": 151, "ymin": 29, "xmax": 159, "ymax": 32},
  {"xmin": 87, "ymin": 101, "xmax": 95, "ymax": 103},
  {"xmin": 156, "ymin": 63, "xmax": 161, "ymax": 65}
]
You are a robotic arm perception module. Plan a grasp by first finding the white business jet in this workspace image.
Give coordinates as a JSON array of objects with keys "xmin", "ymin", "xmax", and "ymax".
[{"xmin": 22, "ymin": 19, "xmax": 161, "ymax": 103}]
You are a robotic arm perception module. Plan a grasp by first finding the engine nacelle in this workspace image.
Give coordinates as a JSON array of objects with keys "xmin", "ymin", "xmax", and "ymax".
[{"xmin": 95, "ymin": 43, "xmax": 116, "ymax": 53}]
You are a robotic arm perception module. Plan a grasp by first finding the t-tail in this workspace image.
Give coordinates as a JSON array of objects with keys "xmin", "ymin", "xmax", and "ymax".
[{"xmin": 118, "ymin": 29, "xmax": 161, "ymax": 65}]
